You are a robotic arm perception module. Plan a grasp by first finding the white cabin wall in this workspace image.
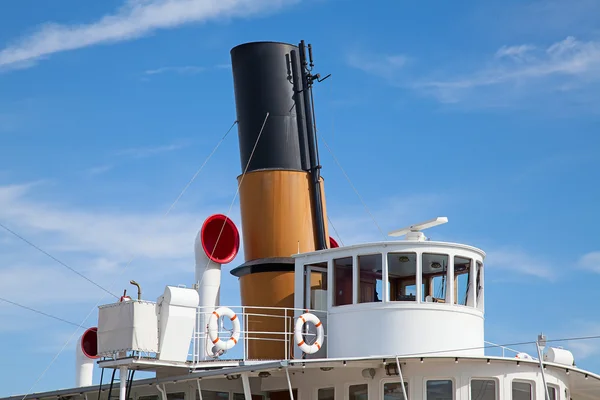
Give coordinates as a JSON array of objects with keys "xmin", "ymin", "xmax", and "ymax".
[{"xmin": 327, "ymin": 305, "xmax": 484, "ymax": 359}]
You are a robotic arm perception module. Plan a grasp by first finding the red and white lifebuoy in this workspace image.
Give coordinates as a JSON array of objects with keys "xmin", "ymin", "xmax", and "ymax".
[
  {"xmin": 207, "ymin": 307, "xmax": 241, "ymax": 351},
  {"xmin": 515, "ymin": 352, "xmax": 533, "ymax": 360},
  {"xmin": 294, "ymin": 312, "xmax": 324, "ymax": 354}
]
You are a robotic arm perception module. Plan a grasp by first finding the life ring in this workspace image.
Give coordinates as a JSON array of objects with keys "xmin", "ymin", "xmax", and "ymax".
[
  {"xmin": 207, "ymin": 307, "xmax": 241, "ymax": 351},
  {"xmin": 294, "ymin": 312, "xmax": 324, "ymax": 354},
  {"xmin": 515, "ymin": 352, "xmax": 533, "ymax": 360}
]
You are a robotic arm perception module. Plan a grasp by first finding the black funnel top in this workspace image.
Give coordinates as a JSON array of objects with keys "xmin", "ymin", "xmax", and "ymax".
[{"xmin": 230, "ymin": 41, "xmax": 310, "ymax": 173}]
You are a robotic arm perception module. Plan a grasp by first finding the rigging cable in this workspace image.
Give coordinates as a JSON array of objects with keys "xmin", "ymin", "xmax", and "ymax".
[
  {"xmin": 0, "ymin": 221, "xmax": 118, "ymax": 299},
  {"xmin": 319, "ymin": 133, "xmax": 386, "ymax": 240},
  {"xmin": 327, "ymin": 215, "xmax": 344, "ymax": 247},
  {"xmin": 386, "ymin": 335, "xmax": 600, "ymax": 359},
  {"xmin": 194, "ymin": 113, "xmax": 269, "ymax": 358},
  {"xmin": 0, "ymin": 297, "xmax": 88, "ymax": 329},
  {"xmin": 203, "ymin": 113, "xmax": 269, "ymax": 274},
  {"xmin": 20, "ymin": 120, "xmax": 238, "ymax": 400}
]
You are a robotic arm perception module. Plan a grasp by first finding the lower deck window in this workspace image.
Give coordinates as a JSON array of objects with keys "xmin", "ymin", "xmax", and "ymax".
[
  {"xmin": 471, "ymin": 379, "xmax": 496, "ymax": 400},
  {"xmin": 426, "ymin": 380, "xmax": 453, "ymax": 400},
  {"xmin": 198, "ymin": 391, "xmax": 227, "ymax": 400},
  {"xmin": 234, "ymin": 395, "xmax": 265, "ymax": 400},
  {"xmin": 512, "ymin": 381, "xmax": 532, "ymax": 400},
  {"xmin": 548, "ymin": 386, "xmax": 557, "ymax": 400},
  {"xmin": 318, "ymin": 388, "xmax": 334, "ymax": 400},
  {"xmin": 349, "ymin": 384, "xmax": 368, "ymax": 400},
  {"xmin": 383, "ymin": 382, "xmax": 408, "ymax": 400}
]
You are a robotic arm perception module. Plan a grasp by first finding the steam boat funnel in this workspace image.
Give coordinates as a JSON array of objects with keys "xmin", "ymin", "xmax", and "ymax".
[
  {"xmin": 230, "ymin": 41, "xmax": 333, "ymax": 359},
  {"xmin": 75, "ymin": 327, "xmax": 99, "ymax": 387},
  {"xmin": 194, "ymin": 214, "xmax": 240, "ymax": 359}
]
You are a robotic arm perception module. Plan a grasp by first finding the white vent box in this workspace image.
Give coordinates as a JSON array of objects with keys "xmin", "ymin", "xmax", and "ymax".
[
  {"xmin": 156, "ymin": 286, "xmax": 199, "ymax": 362},
  {"xmin": 97, "ymin": 300, "xmax": 159, "ymax": 356}
]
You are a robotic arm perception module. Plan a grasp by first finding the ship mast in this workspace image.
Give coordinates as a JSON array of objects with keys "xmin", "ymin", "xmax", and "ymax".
[{"xmin": 291, "ymin": 40, "xmax": 329, "ymax": 250}]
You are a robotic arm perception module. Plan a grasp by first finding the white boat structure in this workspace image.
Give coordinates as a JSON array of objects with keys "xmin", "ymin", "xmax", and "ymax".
[{"xmin": 4, "ymin": 40, "xmax": 600, "ymax": 400}]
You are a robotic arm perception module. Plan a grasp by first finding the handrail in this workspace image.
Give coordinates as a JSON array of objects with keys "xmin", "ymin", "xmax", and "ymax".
[
  {"xmin": 191, "ymin": 305, "xmax": 328, "ymax": 363},
  {"xmin": 484, "ymin": 340, "xmax": 532, "ymax": 358}
]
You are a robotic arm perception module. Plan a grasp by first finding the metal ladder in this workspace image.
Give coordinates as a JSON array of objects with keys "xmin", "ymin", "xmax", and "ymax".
[{"xmin": 97, "ymin": 367, "xmax": 135, "ymax": 400}]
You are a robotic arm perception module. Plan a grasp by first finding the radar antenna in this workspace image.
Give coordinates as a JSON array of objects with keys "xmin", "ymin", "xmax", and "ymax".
[{"xmin": 387, "ymin": 217, "xmax": 448, "ymax": 241}]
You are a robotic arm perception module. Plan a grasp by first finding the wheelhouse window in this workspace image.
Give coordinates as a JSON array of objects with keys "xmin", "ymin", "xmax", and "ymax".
[
  {"xmin": 333, "ymin": 257, "xmax": 353, "ymax": 306},
  {"xmin": 349, "ymin": 384, "xmax": 368, "ymax": 400},
  {"xmin": 454, "ymin": 256, "xmax": 472, "ymax": 306},
  {"xmin": 476, "ymin": 261, "xmax": 484, "ymax": 311},
  {"xmin": 304, "ymin": 262, "xmax": 328, "ymax": 310},
  {"xmin": 383, "ymin": 382, "xmax": 408, "ymax": 400},
  {"xmin": 512, "ymin": 381, "xmax": 532, "ymax": 400},
  {"xmin": 426, "ymin": 379, "xmax": 453, "ymax": 400},
  {"xmin": 471, "ymin": 379, "xmax": 496, "ymax": 400},
  {"xmin": 388, "ymin": 252, "xmax": 417, "ymax": 302},
  {"xmin": 358, "ymin": 254, "xmax": 383, "ymax": 303},
  {"xmin": 422, "ymin": 254, "xmax": 449, "ymax": 303}
]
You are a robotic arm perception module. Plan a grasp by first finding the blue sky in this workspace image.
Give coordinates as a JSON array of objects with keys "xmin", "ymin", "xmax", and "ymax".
[{"xmin": 1, "ymin": 0, "xmax": 600, "ymax": 396}]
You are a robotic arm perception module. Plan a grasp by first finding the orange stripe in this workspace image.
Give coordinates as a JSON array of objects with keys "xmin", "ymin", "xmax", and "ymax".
[
  {"xmin": 298, "ymin": 340, "xmax": 305, "ymax": 347},
  {"xmin": 231, "ymin": 314, "xmax": 237, "ymax": 321},
  {"xmin": 300, "ymin": 316, "xmax": 305, "ymax": 323},
  {"xmin": 316, "ymin": 342, "xmax": 321, "ymax": 350},
  {"xmin": 315, "ymin": 322, "xmax": 322, "ymax": 327},
  {"xmin": 212, "ymin": 311, "xmax": 220, "ymax": 318},
  {"xmin": 212, "ymin": 338, "xmax": 220, "ymax": 344},
  {"xmin": 231, "ymin": 337, "xmax": 237, "ymax": 344}
]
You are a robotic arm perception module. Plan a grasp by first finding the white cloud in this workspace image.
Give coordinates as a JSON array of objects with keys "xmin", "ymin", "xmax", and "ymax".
[
  {"xmin": 82, "ymin": 142, "xmax": 189, "ymax": 176},
  {"xmin": 0, "ymin": 181, "xmax": 242, "ymax": 310},
  {"xmin": 416, "ymin": 36, "xmax": 600, "ymax": 105},
  {"xmin": 0, "ymin": 182, "xmax": 203, "ymax": 259},
  {"xmin": 326, "ymin": 193, "xmax": 447, "ymax": 245},
  {"xmin": 115, "ymin": 142, "xmax": 187, "ymax": 158},
  {"xmin": 144, "ymin": 65, "xmax": 206, "ymax": 75},
  {"xmin": 347, "ymin": 51, "xmax": 408, "ymax": 80},
  {"xmin": 0, "ymin": 0, "xmax": 299, "ymax": 70},
  {"xmin": 85, "ymin": 164, "xmax": 114, "ymax": 176},
  {"xmin": 494, "ymin": 44, "xmax": 536, "ymax": 61},
  {"xmin": 143, "ymin": 64, "xmax": 232, "ymax": 76},
  {"xmin": 483, "ymin": 248, "xmax": 558, "ymax": 281},
  {"xmin": 347, "ymin": 36, "xmax": 600, "ymax": 109},
  {"xmin": 547, "ymin": 320, "xmax": 600, "ymax": 363},
  {"xmin": 578, "ymin": 251, "xmax": 600, "ymax": 273}
]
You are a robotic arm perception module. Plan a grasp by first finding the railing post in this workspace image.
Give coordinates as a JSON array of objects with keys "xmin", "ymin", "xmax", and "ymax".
[
  {"xmin": 285, "ymin": 308, "xmax": 288, "ymax": 360},
  {"xmin": 244, "ymin": 306, "xmax": 248, "ymax": 361}
]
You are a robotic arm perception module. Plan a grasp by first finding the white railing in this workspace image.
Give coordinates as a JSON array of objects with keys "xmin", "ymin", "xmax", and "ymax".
[
  {"xmin": 484, "ymin": 340, "xmax": 532, "ymax": 359},
  {"xmin": 190, "ymin": 306, "xmax": 328, "ymax": 364}
]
